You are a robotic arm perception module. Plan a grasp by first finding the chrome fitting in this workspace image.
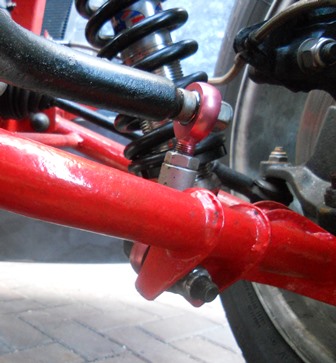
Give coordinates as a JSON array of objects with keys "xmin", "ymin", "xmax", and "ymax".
[
  {"xmin": 175, "ymin": 88, "xmax": 200, "ymax": 125},
  {"xmin": 158, "ymin": 151, "xmax": 199, "ymax": 190},
  {"xmin": 298, "ymin": 38, "xmax": 336, "ymax": 71}
]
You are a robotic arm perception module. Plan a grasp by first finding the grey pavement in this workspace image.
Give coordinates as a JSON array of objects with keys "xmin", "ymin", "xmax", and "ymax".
[{"xmin": 0, "ymin": 262, "xmax": 245, "ymax": 363}]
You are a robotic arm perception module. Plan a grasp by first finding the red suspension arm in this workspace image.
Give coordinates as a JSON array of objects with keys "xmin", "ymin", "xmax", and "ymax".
[{"xmin": 0, "ymin": 129, "xmax": 335, "ymax": 305}]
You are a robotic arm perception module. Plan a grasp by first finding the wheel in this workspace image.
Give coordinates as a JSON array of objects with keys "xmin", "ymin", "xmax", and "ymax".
[{"xmin": 216, "ymin": 1, "xmax": 336, "ymax": 362}]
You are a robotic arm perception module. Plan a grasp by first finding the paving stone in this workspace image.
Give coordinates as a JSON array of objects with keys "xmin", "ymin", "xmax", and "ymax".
[
  {"xmin": 76, "ymin": 307, "xmax": 158, "ymax": 333},
  {"xmin": 85, "ymin": 299, "xmax": 128, "ymax": 313},
  {"xmin": 0, "ymin": 343, "xmax": 83, "ymax": 363},
  {"xmin": 0, "ymin": 315, "xmax": 51, "ymax": 351},
  {"xmin": 0, "ymin": 339, "xmax": 11, "ymax": 355},
  {"xmin": 0, "ymin": 284, "xmax": 25, "ymax": 301},
  {"xmin": 22, "ymin": 314, "xmax": 124, "ymax": 362},
  {"xmin": 47, "ymin": 321, "xmax": 125, "ymax": 361},
  {"xmin": 172, "ymin": 336, "xmax": 245, "ymax": 363},
  {"xmin": 34, "ymin": 303, "xmax": 101, "ymax": 321},
  {"xmin": 0, "ymin": 299, "xmax": 43, "ymax": 315},
  {"xmin": 15, "ymin": 286, "xmax": 78, "ymax": 307},
  {"xmin": 154, "ymin": 294, "xmax": 227, "ymax": 324},
  {"xmin": 124, "ymin": 299, "xmax": 185, "ymax": 320},
  {"xmin": 200, "ymin": 326, "xmax": 243, "ymax": 354},
  {"xmin": 94, "ymin": 351, "xmax": 147, "ymax": 363},
  {"xmin": 106, "ymin": 326, "xmax": 198, "ymax": 363},
  {"xmin": 141, "ymin": 312, "xmax": 220, "ymax": 342},
  {"xmin": 1, "ymin": 263, "xmax": 243, "ymax": 363},
  {"xmin": 21, "ymin": 309, "xmax": 72, "ymax": 330}
]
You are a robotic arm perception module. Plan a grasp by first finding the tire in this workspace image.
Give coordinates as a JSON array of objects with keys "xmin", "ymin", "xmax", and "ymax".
[
  {"xmin": 222, "ymin": 281, "xmax": 303, "ymax": 363},
  {"xmin": 217, "ymin": 1, "xmax": 336, "ymax": 362}
]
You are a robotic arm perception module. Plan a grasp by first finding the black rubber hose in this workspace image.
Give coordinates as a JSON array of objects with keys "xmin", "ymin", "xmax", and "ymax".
[
  {"xmin": 212, "ymin": 161, "xmax": 293, "ymax": 205},
  {"xmin": 212, "ymin": 161, "xmax": 255, "ymax": 195},
  {"xmin": 0, "ymin": 10, "xmax": 183, "ymax": 122}
]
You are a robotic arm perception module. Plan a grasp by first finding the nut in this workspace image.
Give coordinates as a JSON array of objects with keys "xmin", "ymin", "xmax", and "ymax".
[
  {"xmin": 268, "ymin": 146, "xmax": 288, "ymax": 163},
  {"xmin": 298, "ymin": 38, "xmax": 336, "ymax": 70},
  {"xmin": 163, "ymin": 151, "xmax": 199, "ymax": 170},
  {"xmin": 214, "ymin": 101, "xmax": 233, "ymax": 132}
]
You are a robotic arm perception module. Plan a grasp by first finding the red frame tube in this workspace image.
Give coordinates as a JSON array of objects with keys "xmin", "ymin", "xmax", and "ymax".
[
  {"xmin": 54, "ymin": 115, "xmax": 130, "ymax": 171},
  {"xmin": 1, "ymin": 0, "xmax": 336, "ymax": 308},
  {"xmin": 0, "ymin": 129, "xmax": 335, "ymax": 305},
  {"xmin": 12, "ymin": 0, "xmax": 46, "ymax": 34}
]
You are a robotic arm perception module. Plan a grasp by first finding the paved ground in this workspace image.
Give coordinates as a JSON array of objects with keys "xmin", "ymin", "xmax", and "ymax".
[{"xmin": 0, "ymin": 262, "xmax": 245, "ymax": 363}]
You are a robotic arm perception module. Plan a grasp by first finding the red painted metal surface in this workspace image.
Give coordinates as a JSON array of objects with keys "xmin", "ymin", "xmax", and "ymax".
[
  {"xmin": 0, "ymin": 129, "xmax": 335, "ymax": 305},
  {"xmin": 15, "ymin": 132, "xmax": 82, "ymax": 148},
  {"xmin": 2, "ymin": 0, "xmax": 336, "ymax": 308},
  {"xmin": 245, "ymin": 201, "xmax": 336, "ymax": 303},
  {"xmin": 12, "ymin": 0, "xmax": 46, "ymax": 34},
  {"xmin": 55, "ymin": 115, "xmax": 130, "ymax": 171},
  {"xmin": 174, "ymin": 82, "xmax": 221, "ymax": 153}
]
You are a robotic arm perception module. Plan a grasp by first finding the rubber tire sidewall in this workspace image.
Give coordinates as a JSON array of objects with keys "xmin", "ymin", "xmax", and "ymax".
[{"xmin": 217, "ymin": 1, "xmax": 304, "ymax": 362}]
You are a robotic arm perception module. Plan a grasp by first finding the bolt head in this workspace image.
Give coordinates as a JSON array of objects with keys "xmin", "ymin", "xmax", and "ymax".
[
  {"xmin": 214, "ymin": 101, "xmax": 233, "ymax": 132},
  {"xmin": 189, "ymin": 276, "xmax": 219, "ymax": 303},
  {"xmin": 298, "ymin": 38, "xmax": 336, "ymax": 70}
]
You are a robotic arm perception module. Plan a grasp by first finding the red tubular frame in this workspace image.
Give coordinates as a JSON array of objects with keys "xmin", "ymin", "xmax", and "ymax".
[
  {"xmin": 0, "ymin": 128, "xmax": 335, "ymax": 305},
  {"xmin": 12, "ymin": 0, "xmax": 46, "ymax": 34},
  {"xmin": 1, "ymin": 0, "xmax": 335, "ymax": 307}
]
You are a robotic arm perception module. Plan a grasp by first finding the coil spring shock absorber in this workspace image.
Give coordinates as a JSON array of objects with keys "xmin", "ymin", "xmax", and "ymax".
[{"xmin": 75, "ymin": 0, "xmax": 226, "ymax": 179}]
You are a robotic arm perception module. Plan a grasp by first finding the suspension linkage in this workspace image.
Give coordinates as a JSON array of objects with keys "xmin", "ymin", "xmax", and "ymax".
[{"xmin": 0, "ymin": 9, "xmax": 199, "ymax": 125}]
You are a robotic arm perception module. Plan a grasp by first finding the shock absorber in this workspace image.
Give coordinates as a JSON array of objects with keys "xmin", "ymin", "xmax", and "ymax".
[{"xmin": 75, "ymin": 0, "xmax": 226, "ymax": 179}]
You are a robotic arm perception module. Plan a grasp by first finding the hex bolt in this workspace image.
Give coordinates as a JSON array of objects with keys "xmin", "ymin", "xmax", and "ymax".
[
  {"xmin": 189, "ymin": 276, "xmax": 219, "ymax": 303},
  {"xmin": 170, "ymin": 267, "xmax": 219, "ymax": 303},
  {"xmin": 298, "ymin": 37, "xmax": 336, "ymax": 70},
  {"xmin": 186, "ymin": 267, "xmax": 219, "ymax": 303},
  {"xmin": 30, "ymin": 113, "xmax": 50, "ymax": 132},
  {"xmin": 268, "ymin": 146, "xmax": 288, "ymax": 163},
  {"xmin": 213, "ymin": 101, "xmax": 233, "ymax": 132}
]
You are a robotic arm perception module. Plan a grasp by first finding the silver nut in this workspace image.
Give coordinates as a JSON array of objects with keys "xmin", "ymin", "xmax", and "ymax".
[
  {"xmin": 298, "ymin": 38, "xmax": 335, "ymax": 70},
  {"xmin": 164, "ymin": 151, "xmax": 199, "ymax": 170},
  {"xmin": 299, "ymin": 39, "xmax": 316, "ymax": 69},
  {"xmin": 214, "ymin": 101, "xmax": 233, "ymax": 132},
  {"xmin": 268, "ymin": 146, "xmax": 288, "ymax": 163}
]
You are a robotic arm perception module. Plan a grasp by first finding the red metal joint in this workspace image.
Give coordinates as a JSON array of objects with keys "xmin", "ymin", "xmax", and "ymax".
[
  {"xmin": 174, "ymin": 82, "xmax": 222, "ymax": 154},
  {"xmin": 135, "ymin": 187, "xmax": 225, "ymax": 300}
]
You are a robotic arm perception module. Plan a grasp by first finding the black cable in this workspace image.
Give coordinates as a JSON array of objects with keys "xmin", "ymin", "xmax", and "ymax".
[{"xmin": 54, "ymin": 98, "xmax": 139, "ymax": 140}]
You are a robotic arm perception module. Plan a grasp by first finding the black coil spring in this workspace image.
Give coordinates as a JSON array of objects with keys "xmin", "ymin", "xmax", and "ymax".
[{"xmin": 75, "ymin": 0, "xmax": 222, "ymax": 177}]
